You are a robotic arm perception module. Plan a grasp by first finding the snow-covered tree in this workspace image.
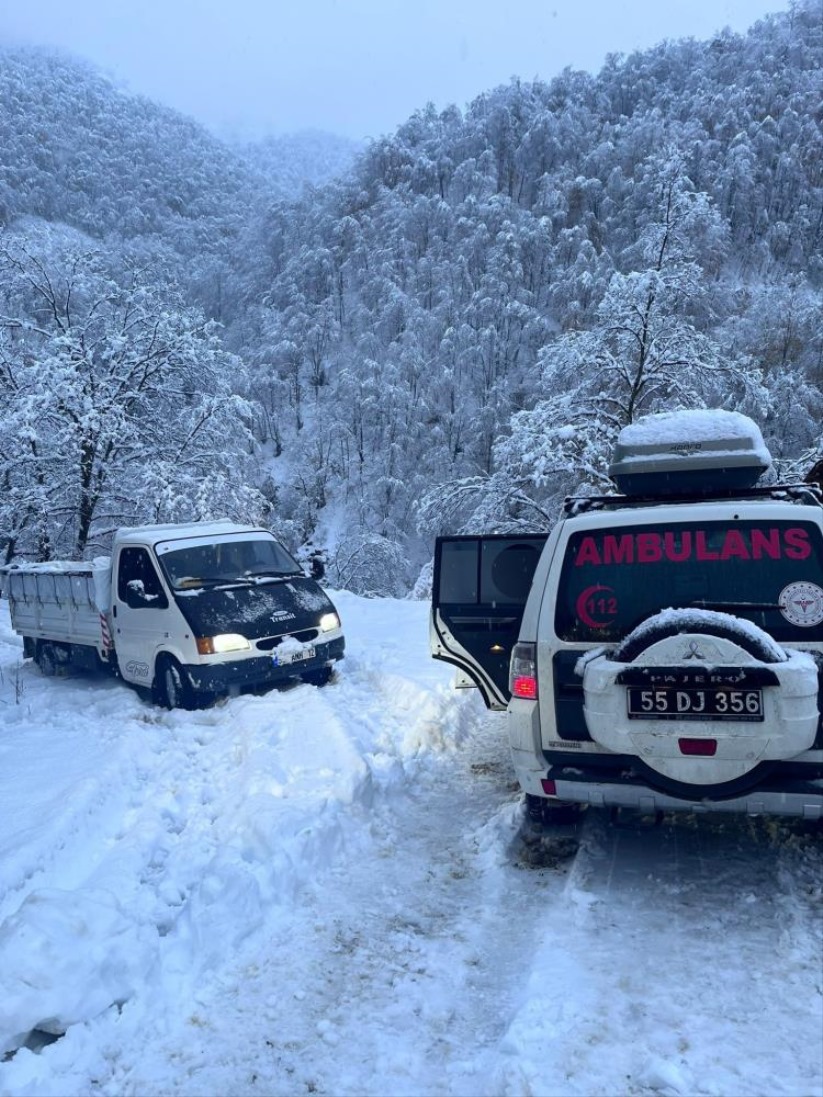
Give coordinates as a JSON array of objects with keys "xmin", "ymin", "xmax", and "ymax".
[
  {"xmin": 0, "ymin": 229, "xmax": 263, "ymax": 560},
  {"xmin": 3, "ymin": 3, "xmax": 823, "ymax": 583},
  {"xmin": 423, "ymin": 156, "xmax": 766, "ymax": 533}
]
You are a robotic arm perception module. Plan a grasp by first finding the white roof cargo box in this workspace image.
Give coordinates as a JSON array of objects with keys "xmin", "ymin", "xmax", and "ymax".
[{"xmin": 609, "ymin": 409, "xmax": 773, "ymax": 497}]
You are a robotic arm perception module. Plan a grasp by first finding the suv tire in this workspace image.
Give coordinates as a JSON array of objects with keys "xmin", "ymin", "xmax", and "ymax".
[{"xmin": 582, "ymin": 609, "xmax": 818, "ymax": 792}]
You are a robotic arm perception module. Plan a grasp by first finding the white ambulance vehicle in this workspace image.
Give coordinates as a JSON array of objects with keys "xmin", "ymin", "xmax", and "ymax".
[{"xmin": 431, "ymin": 411, "xmax": 823, "ymax": 821}]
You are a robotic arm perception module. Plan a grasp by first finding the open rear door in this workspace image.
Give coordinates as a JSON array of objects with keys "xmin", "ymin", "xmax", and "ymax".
[{"xmin": 431, "ymin": 534, "xmax": 548, "ymax": 710}]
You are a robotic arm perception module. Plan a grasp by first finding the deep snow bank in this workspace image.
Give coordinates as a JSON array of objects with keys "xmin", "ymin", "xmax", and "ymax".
[{"xmin": 0, "ymin": 591, "xmax": 464, "ymax": 1060}]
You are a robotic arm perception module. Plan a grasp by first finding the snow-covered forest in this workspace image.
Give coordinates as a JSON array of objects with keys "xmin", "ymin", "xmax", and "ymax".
[{"xmin": 1, "ymin": 1, "xmax": 822, "ymax": 590}]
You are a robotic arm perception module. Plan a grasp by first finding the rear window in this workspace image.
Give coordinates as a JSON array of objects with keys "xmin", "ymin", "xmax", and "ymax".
[
  {"xmin": 437, "ymin": 537, "xmax": 545, "ymax": 605},
  {"xmin": 554, "ymin": 519, "xmax": 823, "ymax": 643}
]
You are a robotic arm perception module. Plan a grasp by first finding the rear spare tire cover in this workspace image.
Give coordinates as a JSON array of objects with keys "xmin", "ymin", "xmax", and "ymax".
[
  {"xmin": 581, "ymin": 609, "xmax": 819, "ymax": 788},
  {"xmin": 612, "ymin": 608, "xmax": 785, "ymax": 665}
]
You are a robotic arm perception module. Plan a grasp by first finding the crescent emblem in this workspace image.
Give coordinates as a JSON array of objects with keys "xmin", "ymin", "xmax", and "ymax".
[{"xmin": 576, "ymin": 584, "xmax": 617, "ymax": 629}]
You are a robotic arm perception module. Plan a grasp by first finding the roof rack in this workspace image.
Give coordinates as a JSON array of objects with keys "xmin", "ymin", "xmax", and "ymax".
[{"xmin": 563, "ymin": 483, "xmax": 823, "ymax": 517}]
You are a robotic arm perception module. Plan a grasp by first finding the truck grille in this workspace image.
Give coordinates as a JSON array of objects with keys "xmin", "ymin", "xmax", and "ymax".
[{"xmin": 256, "ymin": 629, "xmax": 318, "ymax": 651}]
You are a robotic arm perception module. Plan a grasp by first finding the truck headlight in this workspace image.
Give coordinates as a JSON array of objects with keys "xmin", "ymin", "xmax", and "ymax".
[
  {"xmin": 319, "ymin": 612, "xmax": 340, "ymax": 632},
  {"xmin": 196, "ymin": 634, "xmax": 251, "ymax": 655}
]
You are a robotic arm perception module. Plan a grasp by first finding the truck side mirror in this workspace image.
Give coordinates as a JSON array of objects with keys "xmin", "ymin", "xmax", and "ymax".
[
  {"xmin": 125, "ymin": 585, "xmax": 148, "ymax": 609},
  {"xmin": 124, "ymin": 579, "xmax": 168, "ymax": 610}
]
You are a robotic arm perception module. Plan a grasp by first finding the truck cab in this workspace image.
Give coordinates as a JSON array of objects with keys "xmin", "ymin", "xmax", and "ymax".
[{"xmin": 111, "ymin": 522, "xmax": 345, "ymax": 706}]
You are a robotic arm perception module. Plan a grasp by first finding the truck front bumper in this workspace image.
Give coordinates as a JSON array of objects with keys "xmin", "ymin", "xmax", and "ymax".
[{"xmin": 185, "ymin": 636, "xmax": 345, "ymax": 695}]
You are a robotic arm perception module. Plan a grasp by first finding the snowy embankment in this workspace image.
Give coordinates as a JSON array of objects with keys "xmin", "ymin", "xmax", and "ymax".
[{"xmin": 0, "ymin": 593, "xmax": 821, "ymax": 1097}]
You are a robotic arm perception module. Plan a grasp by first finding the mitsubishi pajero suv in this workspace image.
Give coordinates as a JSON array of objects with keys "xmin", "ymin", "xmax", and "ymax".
[{"xmin": 431, "ymin": 410, "xmax": 823, "ymax": 820}]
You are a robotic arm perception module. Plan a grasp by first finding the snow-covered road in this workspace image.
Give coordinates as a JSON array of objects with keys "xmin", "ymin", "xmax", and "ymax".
[{"xmin": 0, "ymin": 593, "xmax": 820, "ymax": 1096}]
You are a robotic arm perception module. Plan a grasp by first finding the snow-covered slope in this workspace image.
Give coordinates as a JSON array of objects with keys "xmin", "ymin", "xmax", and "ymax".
[
  {"xmin": 0, "ymin": 594, "xmax": 821, "ymax": 1096},
  {"xmin": 242, "ymin": 130, "xmax": 361, "ymax": 196}
]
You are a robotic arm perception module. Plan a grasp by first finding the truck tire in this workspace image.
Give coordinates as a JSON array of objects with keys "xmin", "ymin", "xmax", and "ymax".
[
  {"xmin": 36, "ymin": 642, "xmax": 60, "ymax": 677},
  {"xmin": 156, "ymin": 656, "xmax": 195, "ymax": 711}
]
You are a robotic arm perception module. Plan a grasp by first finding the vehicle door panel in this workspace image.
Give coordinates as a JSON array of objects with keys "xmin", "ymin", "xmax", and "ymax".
[
  {"xmin": 113, "ymin": 546, "xmax": 172, "ymax": 686},
  {"xmin": 431, "ymin": 534, "xmax": 548, "ymax": 709}
]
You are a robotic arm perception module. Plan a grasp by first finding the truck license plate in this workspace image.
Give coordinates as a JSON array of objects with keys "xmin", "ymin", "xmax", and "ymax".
[
  {"xmin": 627, "ymin": 686, "xmax": 763, "ymax": 721},
  {"xmin": 273, "ymin": 646, "xmax": 315, "ymax": 667}
]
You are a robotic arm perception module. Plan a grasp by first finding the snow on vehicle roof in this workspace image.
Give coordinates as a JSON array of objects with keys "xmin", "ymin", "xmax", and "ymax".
[
  {"xmin": 117, "ymin": 520, "xmax": 263, "ymax": 543},
  {"xmin": 0, "ymin": 557, "xmax": 111, "ymax": 576},
  {"xmin": 617, "ymin": 409, "xmax": 772, "ymax": 464}
]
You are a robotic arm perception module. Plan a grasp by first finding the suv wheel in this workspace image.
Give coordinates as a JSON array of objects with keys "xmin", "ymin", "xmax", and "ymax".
[
  {"xmin": 613, "ymin": 611, "xmax": 785, "ymax": 665},
  {"xmin": 525, "ymin": 793, "xmax": 582, "ymax": 826}
]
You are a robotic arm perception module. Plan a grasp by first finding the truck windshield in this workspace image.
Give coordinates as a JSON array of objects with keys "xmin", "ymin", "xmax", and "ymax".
[
  {"xmin": 554, "ymin": 518, "xmax": 823, "ymax": 643},
  {"xmin": 156, "ymin": 537, "xmax": 302, "ymax": 591}
]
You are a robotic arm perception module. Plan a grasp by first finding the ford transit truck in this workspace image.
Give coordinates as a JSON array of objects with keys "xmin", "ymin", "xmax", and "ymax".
[{"xmin": 2, "ymin": 521, "xmax": 345, "ymax": 708}]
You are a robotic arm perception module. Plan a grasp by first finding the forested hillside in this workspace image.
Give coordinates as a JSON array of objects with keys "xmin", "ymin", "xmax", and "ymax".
[
  {"xmin": 242, "ymin": 131, "xmax": 361, "ymax": 198},
  {"xmin": 2, "ymin": 2, "xmax": 822, "ymax": 592}
]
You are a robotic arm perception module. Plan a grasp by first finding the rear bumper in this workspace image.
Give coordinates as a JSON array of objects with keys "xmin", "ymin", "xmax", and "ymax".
[
  {"xmin": 550, "ymin": 776, "xmax": 820, "ymax": 820},
  {"xmin": 546, "ymin": 769, "xmax": 823, "ymax": 819},
  {"xmin": 185, "ymin": 636, "xmax": 345, "ymax": 694},
  {"xmin": 509, "ymin": 698, "xmax": 823, "ymax": 817}
]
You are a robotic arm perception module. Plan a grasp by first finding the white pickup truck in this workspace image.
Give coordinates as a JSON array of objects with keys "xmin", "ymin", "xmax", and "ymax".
[{"xmin": 1, "ymin": 521, "xmax": 345, "ymax": 708}]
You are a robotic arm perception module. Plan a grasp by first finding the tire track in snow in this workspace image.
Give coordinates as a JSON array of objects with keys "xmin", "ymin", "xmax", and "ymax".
[
  {"xmin": 96, "ymin": 698, "xmax": 585, "ymax": 1097},
  {"xmin": 0, "ymin": 667, "xmax": 161, "ymax": 922},
  {"xmin": 492, "ymin": 810, "xmax": 823, "ymax": 1096},
  {"xmin": 115, "ymin": 721, "xmax": 822, "ymax": 1097},
  {"xmin": 3, "ymin": 591, "xmax": 820, "ymax": 1097}
]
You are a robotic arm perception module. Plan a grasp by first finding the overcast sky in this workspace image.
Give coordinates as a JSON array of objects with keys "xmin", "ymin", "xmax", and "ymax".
[{"xmin": 3, "ymin": 0, "xmax": 789, "ymax": 141}]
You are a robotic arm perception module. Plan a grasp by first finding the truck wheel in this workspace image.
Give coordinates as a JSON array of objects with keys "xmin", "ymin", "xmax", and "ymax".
[
  {"xmin": 36, "ymin": 640, "xmax": 65, "ymax": 675},
  {"xmin": 156, "ymin": 656, "xmax": 194, "ymax": 711},
  {"xmin": 36, "ymin": 643, "xmax": 59, "ymax": 677}
]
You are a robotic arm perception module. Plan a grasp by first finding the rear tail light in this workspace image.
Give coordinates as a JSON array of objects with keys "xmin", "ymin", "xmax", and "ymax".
[
  {"xmin": 510, "ymin": 642, "xmax": 538, "ymax": 700},
  {"xmin": 679, "ymin": 738, "xmax": 718, "ymax": 756},
  {"xmin": 541, "ymin": 778, "xmax": 557, "ymax": 796}
]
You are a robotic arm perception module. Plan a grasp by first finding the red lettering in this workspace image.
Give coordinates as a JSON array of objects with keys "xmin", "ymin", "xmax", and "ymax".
[
  {"xmin": 574, "ymin": 525, "xmax": 813, "ymax": 568},
  {"xmin": 603, "ymin": 535, "xmax": 634, "ymax": 565},
  {"xmin": 784, "ymin": 527, "xmax": 811, "ymax": 560},
  {"xmin": 636, "ymin": 533, "xmax": 663, "ymax": 563},
  {"xmin": 720, "ymin": 529, "xmax": 751, "ymax": 561},
  {"xmin": 751, "ymin": 528, "xmax": 781, "ymax": 560},
  {"xmin": 575, "ymin": 537, "xmax": 601, "ymax": 566},
  {"xmin": 663, "ymin": 531, "xmax": 692, "ymax": 562},
  {"xmin": 695, "ymin": 531, "xmax": 720, "ymax": 561}
]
